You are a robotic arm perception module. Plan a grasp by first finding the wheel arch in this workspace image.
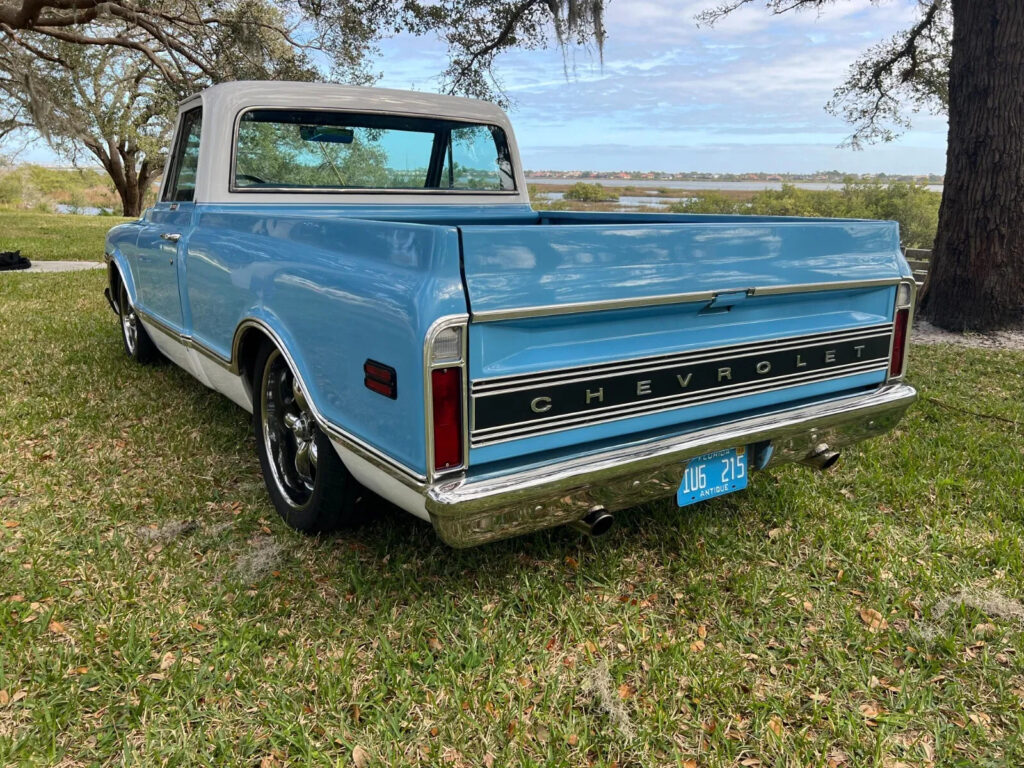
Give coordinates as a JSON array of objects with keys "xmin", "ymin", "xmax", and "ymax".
[
  {"xmin": 233, "ymin": 322, "xmax": 273, "ymax": 390},
  {"xmin": 106, "ymin": 253, "xmax": 137, "ymax": 312}
]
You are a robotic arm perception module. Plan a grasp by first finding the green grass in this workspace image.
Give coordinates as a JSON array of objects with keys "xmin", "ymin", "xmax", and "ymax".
[
  {"xmin": 0, "ymin": 211, "xmax": 132, "ymax": 262},
  {"xmin": 2, "ymin": 269, "xmax": 1024, "ymax": 767}
]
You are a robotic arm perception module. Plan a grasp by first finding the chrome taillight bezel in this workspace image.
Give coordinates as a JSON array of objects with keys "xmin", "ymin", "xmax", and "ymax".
[
  {"xmin": 887, "ymin": 279, "xmax": 916, "ymax": 381},
  {"xmin": 424, "ymin": 315, "xmax": 469, "ymax": 480}
]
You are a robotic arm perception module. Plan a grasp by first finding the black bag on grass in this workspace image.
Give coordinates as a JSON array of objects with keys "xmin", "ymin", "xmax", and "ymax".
[{"xmin": 0, "ymin": 250, "xmax": 30, "ymax": 271}]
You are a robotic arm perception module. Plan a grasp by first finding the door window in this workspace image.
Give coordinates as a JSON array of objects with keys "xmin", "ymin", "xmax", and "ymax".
[{"xmin": 163, "ymin": 108, "xmax": 202, "ymax": 202}]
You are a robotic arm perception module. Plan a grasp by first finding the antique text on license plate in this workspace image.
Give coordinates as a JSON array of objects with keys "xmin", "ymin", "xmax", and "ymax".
[{"xmin": 677, "ymin": 447, "xmax": 748, "ymax": 507}]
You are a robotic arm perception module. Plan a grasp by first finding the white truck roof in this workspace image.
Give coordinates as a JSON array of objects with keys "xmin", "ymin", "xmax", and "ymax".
[{"xmin": 176, "ymin": 81, "xmax": 530, "ymax": 206}]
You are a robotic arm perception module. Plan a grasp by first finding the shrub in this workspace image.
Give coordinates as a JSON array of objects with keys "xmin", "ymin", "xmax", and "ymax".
[{"xmin": 563, "ymin": 182, "xmax": 617, "ymax": 203}]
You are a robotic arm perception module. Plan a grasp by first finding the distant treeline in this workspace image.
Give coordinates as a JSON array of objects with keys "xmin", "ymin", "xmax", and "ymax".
[
  {"xmin": 533, "ymin": 180, "xmax": 940, "ymax": 249},
  {"xmin": 669, "ymin": 182, "xmax": 940, "ymax": 249}
]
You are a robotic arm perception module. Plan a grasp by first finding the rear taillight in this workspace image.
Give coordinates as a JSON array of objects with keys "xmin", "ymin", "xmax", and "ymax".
[
  {"xmin": 889, "ymin": 308, "xmax": 909, "ymax": 377},
  {"xmin": 889, "ymin": 281, "xmax": 914, "ymax": 378},
  {"xmin": 431, "ymin": 367, "xmax": 463, "ymax": 472}
]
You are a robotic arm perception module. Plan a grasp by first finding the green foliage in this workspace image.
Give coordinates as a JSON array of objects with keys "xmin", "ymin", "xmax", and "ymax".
[
  {"xmin": 670, "ymin": 182, "xmax": 941, "ymax": 248},
  {"xmin": 563, "ymin": 181, "xmax": 617, "ymax": 202}
]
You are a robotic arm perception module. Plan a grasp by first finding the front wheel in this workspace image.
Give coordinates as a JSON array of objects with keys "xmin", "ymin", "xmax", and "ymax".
[
  {"xmin": 118, "ymin": 281, "xmax": 159, "ymax": 363},
  {"xmin": 253, "ymin": 343, "xmax": 365, "ymax": 533}
]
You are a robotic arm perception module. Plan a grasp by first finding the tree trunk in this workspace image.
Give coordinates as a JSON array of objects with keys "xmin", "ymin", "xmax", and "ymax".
[{"xmin": 921, "ymin": 0, "xmax": 1024, "ymax": 331}]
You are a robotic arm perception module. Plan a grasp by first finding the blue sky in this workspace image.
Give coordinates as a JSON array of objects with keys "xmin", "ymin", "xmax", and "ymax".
[
  {"xmin": 18, "ymin": 0, "xmax": 948, "ymax": 174},
  {"xmin": 372, "ymin": 0, "xmax": 948, "ymax": 174}
]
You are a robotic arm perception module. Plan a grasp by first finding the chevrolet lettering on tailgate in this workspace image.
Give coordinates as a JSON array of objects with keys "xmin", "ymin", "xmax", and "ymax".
[{"xmin": 103, "ymin": 81, "xmax": 917, "ymax": 547}]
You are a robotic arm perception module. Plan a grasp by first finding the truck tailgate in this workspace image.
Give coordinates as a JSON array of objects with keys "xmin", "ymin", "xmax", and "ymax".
[{"xmin": 458, "ymin": 218, "xmax": 910, "ymax": 466}]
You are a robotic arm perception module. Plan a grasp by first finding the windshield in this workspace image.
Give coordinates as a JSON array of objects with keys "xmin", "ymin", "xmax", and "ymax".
[{"xmin": 233, "ymin": 109, "xmax": 516, "ymax": 192}]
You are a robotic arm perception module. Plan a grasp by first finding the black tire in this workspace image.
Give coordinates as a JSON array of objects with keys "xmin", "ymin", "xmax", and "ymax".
[
  {"xmin": 118, "ymin": 281, "xmax": 160, "ymax": 363},
  {"xmin": 252, "ymin": 342, "xmax": 365, "ymax": 533}
]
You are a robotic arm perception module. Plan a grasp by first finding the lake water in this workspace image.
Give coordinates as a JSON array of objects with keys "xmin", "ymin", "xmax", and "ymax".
[
  {"xmin": 528, "ymin": 178, "xmax": 944, "ymax": 193},
  {"xmin": 55, "ymin": 204, "xmax": 115, "ymax": 216}
]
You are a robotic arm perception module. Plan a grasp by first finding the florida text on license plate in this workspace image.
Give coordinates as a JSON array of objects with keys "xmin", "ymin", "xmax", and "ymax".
[{"xmin": 677, "ymin": 447, "xmax": 748, "ymax": 507}]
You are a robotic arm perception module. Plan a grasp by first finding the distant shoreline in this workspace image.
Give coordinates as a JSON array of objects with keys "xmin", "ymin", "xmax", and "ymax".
[{"xmin": 526, "ymin": 177, "xmax": 945, "ymax": 193}]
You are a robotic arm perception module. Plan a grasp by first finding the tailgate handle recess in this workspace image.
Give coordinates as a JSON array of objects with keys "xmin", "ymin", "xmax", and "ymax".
[{"xmin": 700, "ymin": 290, "xmax": 750, "ymax": 314}]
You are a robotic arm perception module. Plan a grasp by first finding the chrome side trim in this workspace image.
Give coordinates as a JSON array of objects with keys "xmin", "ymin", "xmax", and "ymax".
[
  {"xmin": 131, "ymin": 307, "xmax": 428, "ymax": 485},
  {"xmin": 134, "ymin": 306, "xmax": 235, "ymax": 371},
  {"xmin": 426, "ymin": 383, "xmax": 918, "ymax": 547},
  {"xmin": 471, "ymin": 324, "xmax": 892, "ymax": 393},
  {"xmin": 470, "ymin": 360, "xmax": 889, "ymax": 447},
  {"xmin": 235, "ymin": 317, "xmax": 429, "ymax": 485},
  {"xmin": 423, "ymin": 314, "xmax": 471, "ymax": 482},
  {"xmin": 469, "ymin": 278, "xmax": 903, "ymax": 323}
]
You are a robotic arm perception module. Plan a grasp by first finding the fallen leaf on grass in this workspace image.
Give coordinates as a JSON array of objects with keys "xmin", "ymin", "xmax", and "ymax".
[
  {"xmin": 858, "ymin": 701, "xmax": 884, "ymax": 724},
  {"xmin": 159, "ymin": 652, "xmax": 176, "ymax": 670},
  {"xmin": 859, "ymin": 608, "xmax": 889, "ymax": 632},
  {"xmin": 427, "ymin": 637, "xmax": 443, "ymax": 652},
  {"xmin": 483, "ymin": 754, "xmax": 495, "ymax": 768},
  {"xmin": 767, "ymin": 716, "xmax": 784, "ymax": 737},
  {"xmin": 2, "ymin": 520, "xmax": 19, "ymax": 528},
  {"xmin": 48, "ymin": 620, "xmax": 66, "ymax": 635},
  {"xmin": 690, "ymin": 639, "xmax": 706, "ymax": 653},
  {"xmin": 740, "ymin": 759, "xmax": 762, "ymax": 767},
  {"xmin": 1, "ymin": 689, "xmax": 27, "ymax": 706},
  {"xmin": 352, "ymin": 745, "xmax": 372, "ymax": 767},
  {"xmin": 969, "ymin": 712, "xmax": 991, "ymax": 728},
  {"xmin": 973, "ymin": 622, "xmax": 997, "ymax": 638},
  {"xmin": 767, "ymin": 527, "xmax": 783, "ymax": 540},
  {"xmin": 683, "ymin": 760, "xmax": 698, "ymax": 768},
  {"xmin": 697, "ymin": 625, "xmax": 707, "ymax": 639},
  {"xmin": 617, "ymin": 683, "xmax": 633, "ymax": 700}
]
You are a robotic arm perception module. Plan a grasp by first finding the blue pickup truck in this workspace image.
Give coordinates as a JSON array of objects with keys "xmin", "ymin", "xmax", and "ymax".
[{"xmin": 104, "ymin": 81, "xmax": 917, "ymax": 547}]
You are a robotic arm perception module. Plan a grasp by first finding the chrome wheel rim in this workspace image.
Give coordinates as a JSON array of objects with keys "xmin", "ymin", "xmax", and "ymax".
[
  {"xmin": 120, "ymin": 286, "xmax": 138, "ymax": 354},
  {"xmin": 261, "ymin": 349, "xmax": 318, "ymax": 508}
]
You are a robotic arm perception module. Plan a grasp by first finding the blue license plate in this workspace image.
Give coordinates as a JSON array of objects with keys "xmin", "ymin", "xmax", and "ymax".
[{"xmin": 677, "ymin": 447, "xmax": 748, "ymax": 507}]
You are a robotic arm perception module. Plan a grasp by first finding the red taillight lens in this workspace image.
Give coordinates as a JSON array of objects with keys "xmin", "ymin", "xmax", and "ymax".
[
  {"xmin": 889, "ymin": 307, "xmax": 910, "ymax": 377},
  {"xmin": 431, "ymin": 367, "xmax": 463, "ymax": 471}
]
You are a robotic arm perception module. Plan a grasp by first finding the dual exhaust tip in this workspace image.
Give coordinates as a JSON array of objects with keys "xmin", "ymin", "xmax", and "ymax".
[
  {"xmin": 569, "ymin": 443, "xmax": 839, "ymax": 539},
  {"xmin": 801, "ymin": 443, "xmax": 841, "ymax": 471},
  {"xmin": 570, "ymin": 506, "xmax": 614, "ymax": 538}
]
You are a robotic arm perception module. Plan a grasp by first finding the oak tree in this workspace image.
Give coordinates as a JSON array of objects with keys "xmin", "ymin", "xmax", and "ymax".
[
  {"xmin": 701, "ymin": 0, "xmax": 1023, "ymax": 331},
  {"xmin": 0, "ymin": 0, "xmax": 606, "ymax": 215}
]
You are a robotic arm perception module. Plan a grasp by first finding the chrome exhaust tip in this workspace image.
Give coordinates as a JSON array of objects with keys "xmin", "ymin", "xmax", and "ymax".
[
  {"xmin": 570, "ymin": 506, "xmax": 614, "ymax": 537},
  {"xmin": 801, "ymin": 443, "xmax": 841, "ymax": 471}
]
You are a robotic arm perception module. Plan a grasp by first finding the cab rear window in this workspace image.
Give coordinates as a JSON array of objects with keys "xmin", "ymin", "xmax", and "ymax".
[{"xmin": 233, "ymin": 109, "xmax": 516, "ymax": 192}]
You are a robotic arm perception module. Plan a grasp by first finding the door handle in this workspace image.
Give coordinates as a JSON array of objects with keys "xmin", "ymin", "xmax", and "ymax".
[{"xmin": 160, "ymin": 232, "xmax": 181, "ymax": 242}]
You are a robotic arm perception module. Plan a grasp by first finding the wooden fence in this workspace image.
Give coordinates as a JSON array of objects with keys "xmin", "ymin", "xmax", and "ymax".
[{"xmin": 904, "ymin": 248, "xmax": 931, "ymax": 285}]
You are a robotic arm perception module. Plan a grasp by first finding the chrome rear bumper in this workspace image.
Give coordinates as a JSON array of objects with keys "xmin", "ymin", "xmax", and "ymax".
[{"xmin": 425, "ymin": 383, "xmax": 917, "ymax": 547}]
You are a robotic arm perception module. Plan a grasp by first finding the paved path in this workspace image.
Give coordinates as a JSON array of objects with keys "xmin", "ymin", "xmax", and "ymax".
[{"xmin": 2, "ymin": 260, "xmax": 105, "ymax": 273}]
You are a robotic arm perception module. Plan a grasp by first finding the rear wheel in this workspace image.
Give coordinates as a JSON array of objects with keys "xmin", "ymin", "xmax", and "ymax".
[
  {"xmin": 253, "ymin": 343, "xmax": 364, "ymax": 533},
  {"xmin": 118, "ymin": 281, "xmax": 159, "ymax": 363}
]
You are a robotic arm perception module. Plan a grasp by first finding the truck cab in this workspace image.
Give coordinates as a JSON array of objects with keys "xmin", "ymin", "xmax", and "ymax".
[{"xmin": 105, "ymin": 81, "xmax": 917, "ymax": 547}]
